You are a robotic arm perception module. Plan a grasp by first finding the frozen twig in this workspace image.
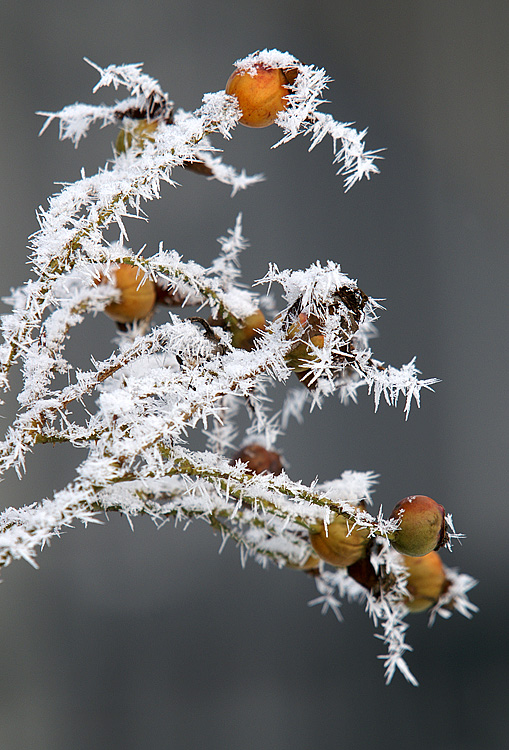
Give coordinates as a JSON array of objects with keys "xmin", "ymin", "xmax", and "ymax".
[{"xmin": 0, "ymin": 50, "xmax": 476, "ymax": 683}]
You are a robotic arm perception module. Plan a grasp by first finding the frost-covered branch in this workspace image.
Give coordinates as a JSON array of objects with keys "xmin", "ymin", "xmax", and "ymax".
[{"xmin": 0, "ymin": 50, "xmax": 476, "ymax": 684}]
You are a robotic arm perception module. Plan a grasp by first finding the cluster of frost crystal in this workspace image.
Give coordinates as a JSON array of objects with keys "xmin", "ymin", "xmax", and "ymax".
[{"xmin": 0, "ymin": 50, "xmax": 476, "ymax": 684}]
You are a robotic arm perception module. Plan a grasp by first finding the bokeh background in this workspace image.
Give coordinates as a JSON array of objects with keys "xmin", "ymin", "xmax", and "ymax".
[{"xmin": 1, "ymin": 1, "xmax": 507, "ymax": 747}]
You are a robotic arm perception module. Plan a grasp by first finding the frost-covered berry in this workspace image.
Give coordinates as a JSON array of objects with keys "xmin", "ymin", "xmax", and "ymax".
[
  {"xmin": 400, "ymin": 551, "xmax": 447, "ymax": 613},
  {"xmin": 285, "ymin": 335, "xmax": 325, "ymax": 374},
  {"xmin": 309, "ymin": 515, "xmax": 369, "ymax": 567},
  {"xmin": 98, "ymin": 264, "xmax": 156, "ymax": 323},
  {"xmin": 280, "ymin": 311, "xmax": 325, "ymax": 387},
  {"xmin": 115, "ymin": 119, "xmax": 159, "ymax": 154},
  {"xmin": 225, "ymin": 64, "xmax": 292, "ymax": 128},
  {"xmin": 231, "ymin": 309, "xmax": 266, "ymax": 351},
  {"xmin": 286, "ymin": 333, "xmax": 325, "ymax": 389},
  {"xmin": 231, "ymin": 443, "xmax": 283, "ymax": 475},
  {"xmin": 209, "ymin": 309, "xmax": 266, "ymax": 351},
  {"xmin": 389, "ymin": 495, "xmax": 446, "ymax": 557}
]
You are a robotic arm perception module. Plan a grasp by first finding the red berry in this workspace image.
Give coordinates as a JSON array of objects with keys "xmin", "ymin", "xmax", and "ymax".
[
  {"xmin": 389, "ymin": 495, "xmax": 446, "ymax": 557},
  {"xmin": 231, "ymin": 444, "xmax": 283, "ymax": 475},
  {"xmin": 225, "ymin": 64, "xmax": 292, "ymax": 128}
]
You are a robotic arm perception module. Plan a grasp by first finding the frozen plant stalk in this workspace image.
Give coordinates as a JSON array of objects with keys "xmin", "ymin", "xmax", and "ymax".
[{"xmin": 0, "ymin": 49, "xmax": 477, "ymax": 684}]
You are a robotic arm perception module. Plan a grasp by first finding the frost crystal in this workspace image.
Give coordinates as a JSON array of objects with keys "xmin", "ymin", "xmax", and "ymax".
[{"xmin": 0, "ymin": 50, "xmax": 476, "ymax": 684}]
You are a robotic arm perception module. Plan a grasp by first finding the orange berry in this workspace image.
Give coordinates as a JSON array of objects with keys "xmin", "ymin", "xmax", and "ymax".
[
  {"xmin": 400, "ymin": 551, "xmax": 447, "ymax": 613},
  {"xmin": 389, "ymin": 495, "xmax": 446, "ymax": 557},
  {"xmin": 225, "ymin": 64, "xmax": 291, "ymax": 128},
  {"xmin": 99, "ymin": 264, "xmax": 156, "ymax": 323},
  {"xmin": 309, "ymin": 515, "xmax": 369, "ymax": 568}
]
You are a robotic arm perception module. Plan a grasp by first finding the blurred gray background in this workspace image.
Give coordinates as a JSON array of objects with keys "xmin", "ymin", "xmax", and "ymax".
[{"xmin": 1, "ymin": 1, "xmax": 507, "ymax": 748}]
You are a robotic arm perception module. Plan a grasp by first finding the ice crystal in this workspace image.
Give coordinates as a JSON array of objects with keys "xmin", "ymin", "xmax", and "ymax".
[{"xmin": 0, "ymin": 50, "xmax": 476, "ymax": 684}]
